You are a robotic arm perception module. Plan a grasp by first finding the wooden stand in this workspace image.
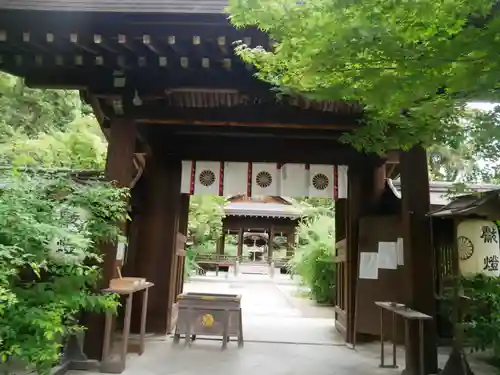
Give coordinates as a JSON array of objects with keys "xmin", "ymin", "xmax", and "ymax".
[
  {"xmin": 100, "ymin": 282, "xmax": 154, "ymax": 374},
  {"xmin": 173, "ymin": 292, "xmax": 244, "ymax": 350},
  {"xmin": 375, "ymin": 301, "xmax": 432, "ymax": 375}
]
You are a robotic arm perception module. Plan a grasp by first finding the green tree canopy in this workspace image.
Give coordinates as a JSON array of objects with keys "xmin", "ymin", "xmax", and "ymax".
[
  {"xmin": 228, "ymin": 0, "xmax": 500, "ymax": 153},
  {"xmin": 0, "ymin": 72, "xmax": 107, "ymax": 170},
  {"xmin": 0, "ymin": 73, "xmax": 87, "ymax": 140},
  {"xmin": 188, "ymin": 195, "xmax": 226, "ymax": 245},
  {"xmin": 0, "ymin": 117, "xmax": 107, "ymax": 169}
]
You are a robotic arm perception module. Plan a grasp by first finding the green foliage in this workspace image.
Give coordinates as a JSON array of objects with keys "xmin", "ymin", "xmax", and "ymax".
[
  {"xmin": 294, "ymin": 197, "xmax": 333, "ymax": 218},
  {"xmin": 460, "ymin": 274, "xmax": 500, "ymax": 361},
  {"xmin": 0, "ymin": 172, "xmax": 128, "ymax": 374},
  {"xmin": 188, "ymin": 196, "xmax": 226, "ymax": 245},
  {"xmin": 0, "ymin": 117, "xmax": 107, "ymax": 169},
  {"xmin": 0, "ymin": 73, "xmax": 87, "ymax": 141},
  {"xmin": 428, "ymin": 107, "xmax": 500, "ymax": 183},
  {"xmin": 0, "ymin": 72, "xmax": 106, "ymax": 171},
  {"xmin": 228, "ymin": 0, "xmax": 500, "ymax": 153},
  {"xmin": 288, "ymin": 214, "xmax": 335, "ymax": 303}
]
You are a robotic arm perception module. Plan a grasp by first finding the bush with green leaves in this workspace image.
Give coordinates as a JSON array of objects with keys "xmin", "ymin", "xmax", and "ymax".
[
  {"xmin": 460, "ymin": 274, "xmax": 500, "ymax": 362},
  {"xmin": 0, "ymin": 172, "xmax": 127, "ymax": 374},
  {"xmin": 187, "ymin": 195, "xmax": 225, "ymax": 246},
  {"xmin": 288, "ymin": 214, "xmax": 335, "ymax": 303}
]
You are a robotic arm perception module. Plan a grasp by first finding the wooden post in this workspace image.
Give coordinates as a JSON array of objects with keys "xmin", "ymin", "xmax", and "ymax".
[
  {"xmin": 134, "ymin": 156, "xmax": 181, "ymax": 334},
  {"xmin": 268, "ymin": 225, "xmax": 275, "ymax": 262},
  {"xmin": 216, "ymin": 236, "xmax": 222, "ymax": 255},
  {"xmin": 83, "ymin": 118, "xmax": 136, "ymax": 360},
  {"xmin": 345, "ymin": 163, "xmax": 381, "ymax": 346},
  {"xmin": 286, "ymin": 232, "xmax": 294, "ymax": 257},
  {"xmin": 237, "ymin": 228, "xmax": 244, "ymax": 258},
  {"xmin": 335, "ymin": 199, "xmax": 347, "ymax": 312},
  {"xmin": 345, "ymin": 167, "xmax": 363, "ymax": 346},
  {"xmin": 176, "ymin": 194, "xmax": 190, "ymax": 296},
  {"xmin": 400, "ymin": 146, "xmax": 438, "ymax": 375}
]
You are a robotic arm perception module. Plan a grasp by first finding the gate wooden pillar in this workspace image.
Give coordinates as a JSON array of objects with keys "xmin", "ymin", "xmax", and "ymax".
[
  {"xmin": 344, "ymin": 163, "xmax": 383, "ymax": 346},
  {"xmin": 345, "ymin": 167, "xmax": 363, "ymax": 346},
  {"xmin": 135, "ymin": 156, "xmax": 182, "ymax": 334},
  {"xmin": 175, "ymin": 194, "xmax": 190, "ymax": 297},
  {"xmin": 334, "ymin": 199, "xmax": 347, "ymax": 335},
  {"xmin": 83, "ymin": 118, "xmax": 137, "ymax": 360},
  {"xmin": 400, "ymin": 147, "xmax": 438, "ymax": 375}
]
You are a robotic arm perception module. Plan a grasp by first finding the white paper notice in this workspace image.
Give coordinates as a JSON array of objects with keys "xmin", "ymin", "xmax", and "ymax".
[
  {"xmin": 377, "ymin": 242, "xmax": 398, "ymax": 270},
  {"xmin": 359, "ymin": 252, "xmax": 379, "ymax": 279},
  {"xmin": 116, "ymin": 242, "xmax": 126, "ymax": 261},
  {"xmin": 396, "ymin": 237, "xmax": 404, "ymax": 266}
]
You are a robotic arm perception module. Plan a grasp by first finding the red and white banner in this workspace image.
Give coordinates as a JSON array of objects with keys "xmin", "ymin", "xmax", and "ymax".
[
  {"xmin": 251, "ymin": 162, "xmax": 280, "ymax": 196},
  {"xmin": 181, "ymin": 161, "xmax": 348, "ymax": 199},
  {"xmin": 280, "ymin": 163, "xmax": 308, "ymax": 197},
  {"xmin": 223, "ymin": 162, "xmax": 248, "ymax": 196}
]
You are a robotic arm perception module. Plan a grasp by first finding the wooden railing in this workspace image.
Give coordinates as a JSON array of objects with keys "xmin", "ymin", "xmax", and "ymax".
[
  {"xmin": 193, "ymin": 253, "xmax": 240, "ymax": 264},
  {"xmin": 192, "ymin": 253, "xmax": 292, "ymax": 267}
]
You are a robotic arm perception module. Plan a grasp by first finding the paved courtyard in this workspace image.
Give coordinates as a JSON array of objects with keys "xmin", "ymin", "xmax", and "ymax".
[{"xmin": 69, "ymin": 272, "xmax": 496, "ymax": 375}]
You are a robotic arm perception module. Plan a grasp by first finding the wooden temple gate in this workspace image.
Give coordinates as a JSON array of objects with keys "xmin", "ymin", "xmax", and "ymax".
[{"xmin": 0, "ymin": 2, "xmax": 437, "ymax": 374}]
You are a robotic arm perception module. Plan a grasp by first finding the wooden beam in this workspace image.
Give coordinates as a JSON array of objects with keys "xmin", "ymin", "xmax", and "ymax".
[
  {"xmin": 223, "ymin": 216, "xmax": 298, "ymax": 231},
  {"xmin": 125, "ymin": 101, "xmax": 361, "ymax": 128},
  {"xmin": 147, "ymin": 132, "xmax": 379, "ymax": 166},
  {"xmin": 137, "ymin": 118, "xmax": 357, "ymax": 131},
  {"xmin": 20, "ymin": 64, "xmax": 271, "ymax": 93},
  {"xmin": 84, "ymin": 92, "xmax": 106, "ymax": 126}
]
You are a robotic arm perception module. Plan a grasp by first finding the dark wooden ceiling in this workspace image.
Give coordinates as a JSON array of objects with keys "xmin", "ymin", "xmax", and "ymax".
[{"xmin": 0, "ymin": 5, "xmax": 392, "ymax": 167}]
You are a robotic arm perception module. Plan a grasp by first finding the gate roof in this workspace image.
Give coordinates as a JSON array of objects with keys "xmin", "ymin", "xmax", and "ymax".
[{"xmin": 0, "ymin": 0, "xmax": 228, "ymax": 13}]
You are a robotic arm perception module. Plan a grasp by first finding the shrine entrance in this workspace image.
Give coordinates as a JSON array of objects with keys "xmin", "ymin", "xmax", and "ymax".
[
  {"xmin": 181, "ymin": 161, "xmax": 347, "ymax": 277},
  {"xmin": 0, "ymin": 2, "xmax": 438, "ymax": 375}
]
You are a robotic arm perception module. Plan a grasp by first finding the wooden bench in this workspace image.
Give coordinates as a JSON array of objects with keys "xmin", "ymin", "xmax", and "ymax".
[{"xmin": 374, "ymin": 301, "xmax": 432, "ymax": 375}]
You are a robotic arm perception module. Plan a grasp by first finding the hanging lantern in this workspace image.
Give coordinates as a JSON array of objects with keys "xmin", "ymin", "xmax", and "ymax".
[{"xmin": 457, "ymin": 219, "xmax": 500, "ymax": 277}]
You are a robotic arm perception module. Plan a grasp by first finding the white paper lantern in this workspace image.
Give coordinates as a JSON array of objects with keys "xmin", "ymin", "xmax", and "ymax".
[{"xmin": 457, "ymin": 219, "xmax": 500, "ymax": 277}]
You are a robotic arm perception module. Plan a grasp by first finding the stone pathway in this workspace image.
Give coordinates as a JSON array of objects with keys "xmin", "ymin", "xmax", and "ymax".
[{"xmin": 69, "ymin": 272, "xmax": 496, "ymax": 375}]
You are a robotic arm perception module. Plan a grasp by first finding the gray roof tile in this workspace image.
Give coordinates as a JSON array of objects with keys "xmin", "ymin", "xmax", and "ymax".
[{"xmin": 0, "ymin": 0, "xmax": 229, "ymax": 13}]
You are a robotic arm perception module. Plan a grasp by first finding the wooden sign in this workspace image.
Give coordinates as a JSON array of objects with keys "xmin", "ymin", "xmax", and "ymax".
[{"xmin": 176, "ymin": 233, "xmax": 187, "ymax": 256}]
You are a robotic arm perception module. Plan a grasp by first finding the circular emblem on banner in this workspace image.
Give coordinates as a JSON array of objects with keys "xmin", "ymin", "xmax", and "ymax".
[
  {"xmin": 458, "ymin": 235, "xmax": 474, "ymax": 261},
  {"xmin": 256, "ymin": 171, "xmax": 273, "ymax": 188},
  {"xmin": 200, "ymin": 313, "xmax": 215, "ymax": 327},
  {"xmin": 199, "ymin": 170, "xmax": 216, "ymax": 187},
  {"xmin": 312, "ymin": 173, "xmax": 329, "ymax": 190}
]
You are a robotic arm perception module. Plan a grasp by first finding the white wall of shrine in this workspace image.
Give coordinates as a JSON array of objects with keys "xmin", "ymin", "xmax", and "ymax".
[{"xmin": 180, "ymin": 161, "xmax": 348, "ymax": 199}]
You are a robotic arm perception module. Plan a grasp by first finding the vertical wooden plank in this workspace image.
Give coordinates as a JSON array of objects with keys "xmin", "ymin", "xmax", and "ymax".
[
  {"xmin": 135, "ymin": 156, "xmax": 181, "ymax": 334},
  {"xmin": 334, "ymin": 199, "xmax": 347, "ymax": 326},
  {"xmin": 83, "ymin": 118, "xmax": 136, "ymax": 360},
  {"xmin": 345, "ymin": 163, "xmax": 382, "ymax": 346},
  {"xmin": 165, "ymin": 158, "xmax": 182, "ymax": 334},
  {"xmin": 400, "ymin": 146, "xmax": 438, "ymax": 375},
  {"xmin": 286, "ymin": 232, "xmax": 294, "ymax": 257},
  {"xmin": 103, "ymin": 118, "xmax": 137, "ymax": 285},
  {"xmin": 345, "ymin": 167, "xmax": 362, "ymax": 346},
  {"xmin": 176, "ymin": 194, "xmax": 190, "ymax": 296},
  {"xmin": 237, "ymin": 228, "xmax": 244, "ymax": 258},
  {"xmin": 268, "ymin": 225, "xmax": 275, "ymax": 261}
]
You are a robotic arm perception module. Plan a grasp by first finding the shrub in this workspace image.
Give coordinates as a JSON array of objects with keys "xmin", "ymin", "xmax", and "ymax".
[
  {"xmin": 288, "ymin": 215, "xmax": 335, "ymax": 303},
  {"xmin": 0, "ymin": 172, "xmax": 126, "ymax": 374}
]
